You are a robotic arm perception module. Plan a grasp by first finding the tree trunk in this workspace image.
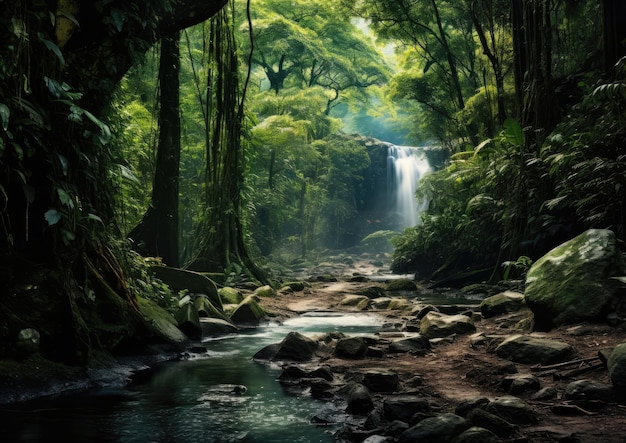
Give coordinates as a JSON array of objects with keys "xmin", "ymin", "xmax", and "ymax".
[
  {"xmin": 511, "ymin": 0, "xmax": 558, "ymax": 149},
  {"xmin": 128, "ymin": 32, "xmax": 181, "ymax": 267},
  {"xmin": 469, "ymin": 0, "xmax": 507, "ymax": 127},
  {"xmin": 187, "ymin": 4, "xmax": 269, "ymax": 285},
  {"xmin": 602, "ymin": 0, "xmax": 626, "ymax": 78},
  {"xmin": 0, "ymin": 0, "xmax": 228, "ymax": 364}
]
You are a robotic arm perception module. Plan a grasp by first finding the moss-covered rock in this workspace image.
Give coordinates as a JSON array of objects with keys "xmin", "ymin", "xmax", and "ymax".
[
  {"xmin": 385, "ymin": 278, "xmax": 417, "ymax": 292},
  {"xmin": 218, "ymin": 287, "xmax": 243, "ymax": 304},
  {"xmin": 194, "ymin": 295, "xmax": 231, "ymax": 322},
  {"xmin": 229, "ymin": 295, "xmax": 267, "ymax": 326},
  {"xmin": 253, "ymin": 285, "xmax": 277, "ymax": 298},
  {"xmin": 174, "ymin": 302, "xmax": 201, "ymax": 340},
  {"xmin": 281, "ymin": 281, "xmax": 306, "ymax": 292},
  {"xmin": 608, "ymin": 342, "xmax": 626, "ymax": 389},
  {"xmin": 525, "ymin": 229, "xmax": 626, "ymax": 329},
  {"xmin": 479, "ymin": 291, "xmax": 525, "ymax": 318},
  {"xmin": 420, "ymin": 311, "xmax": 476, "ymax": 339},
  {"xmin": 135, "ymin": 296, "xmax": 189, "ymax": 350},
  {"xmin": 339, "ymin": 295, "xmax": 370, "ymax": 310}
]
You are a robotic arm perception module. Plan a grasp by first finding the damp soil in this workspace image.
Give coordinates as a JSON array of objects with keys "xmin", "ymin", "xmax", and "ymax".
[{"xmin": 260, "ymin": 262, "xmax": 626, "ymax": 443}]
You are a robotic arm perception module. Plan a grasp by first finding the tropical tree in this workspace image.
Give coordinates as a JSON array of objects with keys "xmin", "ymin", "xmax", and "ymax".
[
  {"xmin": 244, "ymin": 0, "xmax": 389, "ymax": 112},
  {"xmin": 128, "ymin": 32, "xmax": 182, "ymax": 267},
  {"xmin": 184, "ymin": 2, "xmax": 269, "ymax": 284}
]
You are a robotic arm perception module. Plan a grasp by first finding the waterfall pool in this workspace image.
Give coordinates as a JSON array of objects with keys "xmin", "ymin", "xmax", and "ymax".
[{"xmin": 1, "ymin": 312, "xmax": 385, "ymax": 443}]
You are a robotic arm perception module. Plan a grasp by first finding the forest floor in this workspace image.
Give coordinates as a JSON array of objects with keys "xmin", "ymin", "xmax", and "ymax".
[{"xmin": 259, "ymin": 256, "xmax": 626, "ymax": 443}]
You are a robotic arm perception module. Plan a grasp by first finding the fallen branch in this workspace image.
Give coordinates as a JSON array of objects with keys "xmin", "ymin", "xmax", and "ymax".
[
  {"xmin": 553, "ymin": 362, "xmax": 606, "ymax": 380},
  {"xmin": 531, "ymin": 357, "xmax": 598, "ymax": 372}
]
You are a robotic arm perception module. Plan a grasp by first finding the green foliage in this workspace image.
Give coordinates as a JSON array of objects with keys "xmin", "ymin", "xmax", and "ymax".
[
  {"xmin": 124, "ymin": 250, "xmax": 178, "ymax": 312},
  {"xmin": 502, "ymin": 255, "xmax": 533, "ymax": 280},
  {"xmin": 107, "ymin": 73, "xmax": 158, "ymax": 234},
  {"xmin": 390, "ymin": 115, "xmax": 539, "ymax": 278},
  {"xmin": 361, "ymin": 230, "xmax": 398, "ymax": 252},
  {"xmin": 541, "ymin": 57, "xmax": 626, "ymax": 239},
  {"xmin": 243, "ymin": 0, "xmax": 389, "ymax": 108}
]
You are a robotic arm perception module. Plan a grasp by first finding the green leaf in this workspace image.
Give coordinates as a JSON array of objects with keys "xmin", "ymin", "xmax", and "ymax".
[
  {"xmin": 61, "ymin": 229, "xmax": 75, "ymax": 245},
  {"xmin": 44, "ymin": 209, "xmax": 62, "ymax": 226},
  {"xmin": 22, "ymin": 184, "xmax": 35, "ymax": 203},
  {"xmin": 110, "ymin": 8, "xmax": 125, "ymax": 32},
  {"xmin": 503, "ymin": 118, "xmax": 524, "ymax": 147},
  {"xmin": 85, "ymin": 213, "xmax": 104, "ymax": 225},
  {"xmin": 38, "ymin": 33, "xmax": 65, "ymax": 66},
  {"xmin": 0, "ymin": 103, "xmax": 9, "ymax": 131},
  {"xmin": 57, "ymin": 188, "xmax": 74, "ymax": 208},
  {"xmin": 83, "ymin": 109, "xmax": 111, "ymax": 144},
  {"xmin": 57, "ymin": 154, "xmax": 69, "ymax": 176},
  {"xmin": 0, "ymin": 184, "xmax": 7, "ymax": 210},
  {"xmin": 118, "ymin": 164, "xmax": 140, "ymax": 184}
]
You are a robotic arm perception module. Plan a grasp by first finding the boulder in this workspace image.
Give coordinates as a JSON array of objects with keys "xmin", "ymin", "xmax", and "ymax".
[
  {"xmin": 272, "ymin": 331, "xmax": 319, "ymax": 362},
  {"xmin": 339, "ymin": 295, "xmax": 370, "ymax": 310},
  {"xmin": 175, "ymin": 302, "xmax": 202, "ymax": 340},
  {"xmin": 454, "ymin": 426, "xmax": 501, "ymax": 443},
  {"xmin": 524, "ymin": 229, "xmax": 626, "ymax": 329},
  {"xmin": 281, "ymin": 281, "xmax": 306, "ymax": 292},
  {"xmin": 356, "ymin": 286, "xmax": 386, "ymax": 299},
  {"xmin": 345, "ymin": 382, "xmax": 375, "ymax": 414},
  {"xmin": 479, "ymin": 291, "xmax": 525, "ymax": 318},
  {"xmin": 218, "ymin": 287, "xmax": 243, "ymax": 305},
  {"xmin": 484, "ymin": 396, "xmax": 538, "ymax": 425},
  {"xmin": 608, "ymin": 343, "xmax": 626, "ymax": 389},
  {"xmin": 385, "ymin": 278, "xmax": 417, "ymax": 292},
  {"xmin": 335, "ymin": 336, "xmax": 369, "ymax": 358},
  {"xmin": 253, "ymin": 285, "xmax": 277, "ymax": 298},
  {"xmin": 371, "ymin": 297, "xmax": 393, "ymax": 309},
  {"xmin": 398, "ymin": 413, "xmax": 470, "ymax": 443},
  {"xmin": 135, "ymin": 297, "xmax": 189, "ymax": 351},
  {"xmin": 465, "ymin": 408, "xmax": 519, "ymax": 438},
  {"xmin": 229, "ymin": 295, "xmax": 267, "ymax": 326},
  {"xmin": 495, "ymin": 334, "xmax": 574, "ymax": 365},
  {"xmin": 361, "ymin": 370, "xmax": 400, "ymax": 393},
  {"xmin": 200, "ymin": 318, "xmax": 238, "ymax": 337},
  {"xmin": 383, "ymin": 395, "xmax": 430, "ymax": 422},
  {"xmin": 410, "ymin": 304, "xmax": 439, "ymax": 319},
  {"xmin": 194, "ymin": 295, "xmax": 230, "ymax": 322},
  {"xmin": 387, "ymin": 298, "xmax": 412, "ymax": 310},
  {"xmin": 499, "ymin": 373, "xmax": 541, "ymax": 395},
  {"xmin": 419, "ymin": 311, "xmax": 476, "ymax": 339},
  {"xmin": 563, "ymin": 379, "xmax": 616, "ymax": 403},
  {"xmin": 388, "ymin": 336, "xmax": 431, "ymax": 355}
]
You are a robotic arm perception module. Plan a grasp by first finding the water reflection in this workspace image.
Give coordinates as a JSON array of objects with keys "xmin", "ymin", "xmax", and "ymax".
[{"xmin": 2, "ymin": 313, "xmax": 384, "ymax": 442}]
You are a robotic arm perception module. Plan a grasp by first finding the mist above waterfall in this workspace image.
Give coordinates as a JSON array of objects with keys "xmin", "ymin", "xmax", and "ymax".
[{"xmin": 387, "ymin": 145, "xmax": 432, "ymax": 230}]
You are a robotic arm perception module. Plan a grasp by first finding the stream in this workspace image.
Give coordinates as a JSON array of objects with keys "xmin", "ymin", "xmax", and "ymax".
[{"xmin": 2, "ymin": 312, "xmax": 385, "ymax": 443}]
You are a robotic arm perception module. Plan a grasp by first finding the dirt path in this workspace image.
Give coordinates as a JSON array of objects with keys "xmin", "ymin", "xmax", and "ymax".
[{"xmin": 259, "ymin": 260, "xmax": 626, "ymax": 442}]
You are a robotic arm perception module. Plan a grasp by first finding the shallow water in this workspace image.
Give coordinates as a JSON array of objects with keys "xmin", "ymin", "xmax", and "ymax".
[{"xmin": 1, "ymin": 313, "xmax": 385, "ymax": 443}]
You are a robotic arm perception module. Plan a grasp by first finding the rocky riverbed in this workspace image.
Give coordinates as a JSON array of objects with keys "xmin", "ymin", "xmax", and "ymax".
[
  {"xmin": 251, "ymin": 257, "xmax": 626, "ymax": 443},
  {"xmin": 2, "ymin": 252, "xmax": 626, "ymax": 443}
]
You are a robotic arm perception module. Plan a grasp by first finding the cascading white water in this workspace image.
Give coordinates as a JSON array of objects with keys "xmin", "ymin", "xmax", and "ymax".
[{"xmin": 387, "ymin": 145, "xmax": 431, "ymax": 229}]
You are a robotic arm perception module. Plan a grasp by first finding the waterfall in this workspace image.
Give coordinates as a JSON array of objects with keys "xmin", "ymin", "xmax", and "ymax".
[{"xmin": 387, "ymin": 145, "xmax": 431, "ymax": 229}]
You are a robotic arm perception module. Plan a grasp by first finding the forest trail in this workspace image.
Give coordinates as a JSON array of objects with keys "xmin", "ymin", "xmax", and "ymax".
[{"xmin": 261, "ymin": 258, "xmax": 626, "ymax": 443}]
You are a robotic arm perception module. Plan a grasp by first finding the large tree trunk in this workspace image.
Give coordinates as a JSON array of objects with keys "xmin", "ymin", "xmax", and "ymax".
[
  {"xmin": 0, "ymin": 1, "xmax": 227, "ymax": 364},
  {"xmin": 511, "ymin": 0, "xmax": 559, "ymax": 149},
  {"xmin": 129, "ymin": 32, "xmax": 181, "ymax": 267},
  {"xmin": 186, "ymin": 3, "xmax": 268, "ymax": 285},
  {"xmin": 602, "ymin": 0, "xmax": 626, "ymax": 78}
]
